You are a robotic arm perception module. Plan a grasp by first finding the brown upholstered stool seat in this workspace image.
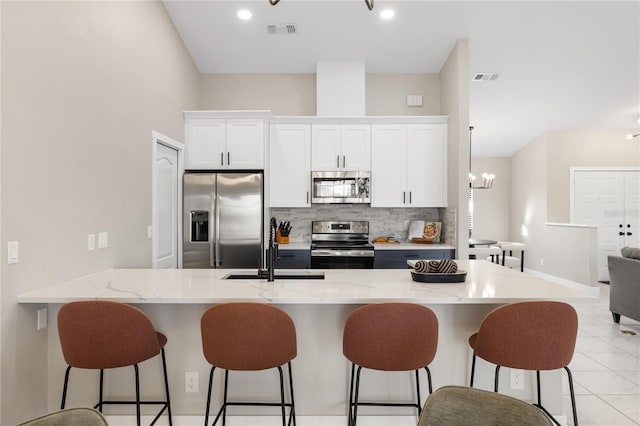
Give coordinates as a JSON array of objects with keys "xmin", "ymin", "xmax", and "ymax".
[
  {"xmin": 57, "ymin": 301, "xmax": 172, "ymax": 426},
  {"xmin": 342, "ymin": 303, "xmax": 438, "ymax": 425},
  {"xmin": 468, "ymin": 301, "xmax": 578, "ymax": 426},
  {"xmin": 418, "ymin": 386, "xmax": 554, "ymax": 426},
  {"xmin": 201, "ymin": 302, "xmax": 297, "ymax": 426}
]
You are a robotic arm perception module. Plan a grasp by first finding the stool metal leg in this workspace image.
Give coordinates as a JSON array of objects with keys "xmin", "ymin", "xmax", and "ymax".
[
  {"xmin": 98, "ymin": 369, "xmax": 104, "ymax": 413},
  {"xmin": 161, "ymin": 347, "xmax": 173, "ymax": 426},
  {"xmin": 415, "ymin": 369, "xmax": 421, "ymax": 417},
  {"xmin": 470, "ymin": 353, "xmax": 476, "ymax": 387},
  {"xmin": 347, "ymin": 364, "xmax": 355, "ymax": 426},
  {"xmin": 353, "ymin": 365, "xmax": 363, "ymax": 426},
  {"xmin": 134, "ymin": 364, "xmax": 141, "ymax": 426},
  {"xmin": 61, "ymin": 366, "xmax": 72, "ymax": 409},
  {"xmin": 204, "ymin": 367, "xmax": 216, "ymax": 426},
  {"xmin": 424, "ymin": 367, "xmax": 433, "ymax": 394},
  {"xmin": 277, "ymin": 366, "xmax": 286, "ymax": 426},
  {"xmin": 494, "ymin": 365, "xmax": 501, "ymax": 392},
  {"xmin": 222, "ymin": 370, "xmax": 229, "ymax": 426},
  {"xmin": 565, "ymin": 367, "xmax": 579, "ymax": 426},
  {"xmin": 287, "ymin": 361, "xmax": 296, "ymax": 426}
]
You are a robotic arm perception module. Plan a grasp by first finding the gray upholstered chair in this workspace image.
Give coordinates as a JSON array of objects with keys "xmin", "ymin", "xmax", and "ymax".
[
  {"xmin": 418, "ymin": 386, "xmax": 553, "ymax": 426},
  {"xmin": 608, "ymin": 247, "xmax": 640, "ymax": 323},
  {"xmin": 17, "ymin": 408, "xmax": 108, "ymax": 426}
]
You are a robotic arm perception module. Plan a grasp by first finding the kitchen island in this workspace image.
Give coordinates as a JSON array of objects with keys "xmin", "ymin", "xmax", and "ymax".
[{"xmin": 19, "ymin": 260, "xmax": 595, "ymax": 421}]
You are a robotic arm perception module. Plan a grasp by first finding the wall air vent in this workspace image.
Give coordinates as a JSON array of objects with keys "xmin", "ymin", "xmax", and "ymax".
[
  {"xmin": 267, "ymin": 24, "xmax": 297, "ymax": 34},
  {"xmin": 472, "ymin": 72, "xmax": 501, "ymax": 81}
]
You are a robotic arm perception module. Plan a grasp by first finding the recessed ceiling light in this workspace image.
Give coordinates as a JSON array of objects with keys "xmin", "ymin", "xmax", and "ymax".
[
  {"xmin": 380, "ymin": 9, "xmax": 395, "ymax": 20},
  {"xmin": 237, "ymin": 10, "xmax": 252, "ymax": 20}
]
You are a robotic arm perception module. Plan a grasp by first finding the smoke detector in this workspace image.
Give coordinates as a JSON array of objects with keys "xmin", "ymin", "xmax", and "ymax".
[
  {"xmin": 472, "ymin": 72, "xmax": 501, "ymax": 82},
  {"xmin": 267, "ymin": 24, "xmax": 297, "ymax": 34}
]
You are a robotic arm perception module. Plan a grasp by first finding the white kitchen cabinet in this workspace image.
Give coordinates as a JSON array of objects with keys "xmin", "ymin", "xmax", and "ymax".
[
  {"xmin": 311, "ymin": 124, "xmax": 370, "ymax": 171},
  {"xmin": 269, "ymin": 124, "xmax": 311, "ymax": 207},
  {"xmin": 371, "ymin": 123, "xmax": 447, "ymax": 207},
  {"xmin": 185, "ymin": 117, "xmax": 264, "ymax": 170}
]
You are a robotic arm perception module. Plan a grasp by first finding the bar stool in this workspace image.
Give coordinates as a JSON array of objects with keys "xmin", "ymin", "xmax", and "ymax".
[
  {"xmin": 343, "ymin": 303, "xmax": 438, "ymax": 425},
  {"xmin": 468, "ymin": 301, "xmax": 579, "ymax": 426},
  {"xmin": 497, "ymin": 241, "xmax": 526, "ymax": 271},
  {"xmin": 200, "ymin": 303, "xmax": 297, "ymax": 426},
  {"xmin": 468, "ymin": 246, "xmax": 502, "ymax": 264},
  {"xmin": 418, "ymin": 386, "xmax": 554, "ymax": 426},
  {"xmin": 18, "ymin": 408, "xmax": 109, "ymax": 426},
  {"xmin": 57, "ymin": 301, "xmax": 172, "ymax": 426}
]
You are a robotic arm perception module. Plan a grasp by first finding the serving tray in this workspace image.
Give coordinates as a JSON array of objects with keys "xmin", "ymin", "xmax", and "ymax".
[{"xmin": 411, "ymin": 270, "xmax": 467, "ymax": 283}]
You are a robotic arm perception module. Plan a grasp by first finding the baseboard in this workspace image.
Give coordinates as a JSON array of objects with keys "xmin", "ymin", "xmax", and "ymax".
[{"xmin": 104, "ymin": 414, "xmax": 567, "ymax": 426}]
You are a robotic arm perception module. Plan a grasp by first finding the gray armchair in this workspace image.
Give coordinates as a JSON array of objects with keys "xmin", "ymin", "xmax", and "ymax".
[{"xmin": 608, "ymin": 247, "xmax": 640, "ymax": 323}]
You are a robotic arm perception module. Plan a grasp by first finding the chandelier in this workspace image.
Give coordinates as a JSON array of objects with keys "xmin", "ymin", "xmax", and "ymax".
[{"xmin": 468, "ymin": 126, "xmax": 495, "ymax": 189}]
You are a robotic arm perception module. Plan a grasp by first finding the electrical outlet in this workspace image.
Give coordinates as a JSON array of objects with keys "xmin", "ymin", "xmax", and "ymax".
[
  {"xmin": 98, "ymin": 232, "xmax": 108, "ymax": 249},
  {"xmin": 185, "ymin": 372, "xmax": 198, "ymax": 393},
  {"xmin": 510, "ymin": 368, "xmax": 524, "ymax": 389},
  {"xmin": 37, "ymin": 308, "xmax": 47, "ymax": 330},
  {"xmin": 8, "ymin": 241, "xmax": 19, "ymax": 264}
]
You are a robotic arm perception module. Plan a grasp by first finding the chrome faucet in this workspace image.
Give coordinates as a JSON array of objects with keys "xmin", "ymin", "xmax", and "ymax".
[{"xmin": 266, "ymin": 217, "xmax": 279, "ymax": 282}]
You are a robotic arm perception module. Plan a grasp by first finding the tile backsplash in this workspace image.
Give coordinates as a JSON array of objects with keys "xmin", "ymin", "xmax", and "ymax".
[{"xmin": 271, "ymin": 206, "xmax": 443, "ymax": 243}]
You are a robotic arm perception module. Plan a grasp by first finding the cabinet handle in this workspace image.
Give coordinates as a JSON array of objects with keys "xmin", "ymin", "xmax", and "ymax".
[
  {"xmin": 409, "ymin": 191, "xmax": 412, "ymax": 204},
  {"xmin": 628, "ymin": 224, "xmax": 632, "ymax": 228},
  {"xmin": 306, "ymin": 191, "xmax": 309, "ymax": 204},
  {"xmin": 337, "ymin": 155, "xmax": 340, "ymax": 168},
  {"xmin": 627, "ymin": 232, "xmax": 633, "ymax": 236},
  {"xmin": 619, "ymin": 232, "xmax": 625, "ymax": 236},
  {"xmin": 227, "ymin": 152, "xmax": 230, "ymax": 165},
  {"xmin": 403, "ymin": 192, "xmax": 406, "ymax": 204},
  {"xmin": 619, "ymin": 224, "xmax": 624, "ymax": 228},
  {"xmin": 220, "ymin": 152, "xmax": 224, "ymax": 166},
  {"xmin": 343, "ymin": 155, "xmax": 346, "ymax": 168}
]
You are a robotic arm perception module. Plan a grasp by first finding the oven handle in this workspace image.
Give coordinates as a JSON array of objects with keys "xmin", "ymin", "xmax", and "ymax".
[{"xmin": 311, "ymin": 250, "xmax": 374, "ymax": 257}]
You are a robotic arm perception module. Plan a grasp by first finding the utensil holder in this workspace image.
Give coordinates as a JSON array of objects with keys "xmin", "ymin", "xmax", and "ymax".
[{"xmin": 276, "ymin": 230, "xmax": 289, "ymax": 244}]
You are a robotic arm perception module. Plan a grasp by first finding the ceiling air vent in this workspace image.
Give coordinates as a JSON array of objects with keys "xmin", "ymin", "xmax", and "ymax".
[
  {"xmin": 267, "ymin": 24, "xmax": 297, "ymax": 34},
  {"xmin": 472, "ymin": 72, "xmax": 501, "ymax": 82}
]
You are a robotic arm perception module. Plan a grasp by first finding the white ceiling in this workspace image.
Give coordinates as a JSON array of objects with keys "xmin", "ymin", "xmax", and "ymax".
[{"xmin": 163, "ymin": 0, "xmax": 640, "ymax": 157}]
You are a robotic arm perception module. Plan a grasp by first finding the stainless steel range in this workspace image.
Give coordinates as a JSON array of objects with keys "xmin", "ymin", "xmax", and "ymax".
[{"xmin": 310, "ymin": 221, "xmax": 374, "ymax": 269}]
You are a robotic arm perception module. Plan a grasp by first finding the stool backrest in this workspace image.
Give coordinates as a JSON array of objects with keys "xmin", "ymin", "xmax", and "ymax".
[
  {"xmin": 418, "ymin": 385, "xmax": 553, "ymax": 426},
  {"xmin": 201, "ymin": 303, "xmax": 297, "ymax": 370},
  {"xmin": 343, "ymin": 303, "xmax": 438, "ymax": 371},
  {"xmin": 474, "ymin": 301, "xmax": 577, "ymax": 370},
  {"xmin": 58, "ymin": 301, "xmax": 161, "ymax": 369}
]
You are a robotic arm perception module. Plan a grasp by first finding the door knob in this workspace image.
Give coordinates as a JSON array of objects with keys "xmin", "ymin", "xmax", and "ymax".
[
  {"xmin": 619, "ymin": 232, "xmax": 625, "ymax": 236},
  {"xmin": 627, "ymin": 232, "xmax": 633, "ymax": 236}
]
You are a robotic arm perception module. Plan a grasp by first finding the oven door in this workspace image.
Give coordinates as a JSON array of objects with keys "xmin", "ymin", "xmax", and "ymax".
[{"xmin": 310, "ymin": 250, "xmax": 374, "ymax": 269}]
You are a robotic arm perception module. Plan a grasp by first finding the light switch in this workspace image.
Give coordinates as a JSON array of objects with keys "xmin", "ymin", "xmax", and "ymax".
[
  {"xmin": 88, "ymin": 234, "xmax": 96, "ymax": 251},
  {"xmin": 8, "ymin": 241, "xmax": 19, "ymax": 264},
  {"xmin": 98, "ymin": 232, "xmax": 108, "ymax": 249}
]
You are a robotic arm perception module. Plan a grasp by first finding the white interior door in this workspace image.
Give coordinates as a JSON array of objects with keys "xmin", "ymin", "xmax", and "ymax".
[
  {"xmin": 573, "ymin": 169, "xmax": 638, "ymax": 281},
  {"xmin": 624, "ymin": 172, "xmax": 640, "ymax": 248},
  {"xmin": 152, "ymin": 131, "xmax": 184, "ymax": 269}
]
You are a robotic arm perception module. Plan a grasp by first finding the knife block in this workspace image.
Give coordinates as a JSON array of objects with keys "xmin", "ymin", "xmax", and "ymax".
[{"xmin": 276, "ymin": 230, "xmax": 289, "ymax": 244}]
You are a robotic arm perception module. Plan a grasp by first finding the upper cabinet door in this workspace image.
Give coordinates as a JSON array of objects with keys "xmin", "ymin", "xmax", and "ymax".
[
  {"xmin": 269, "ymin": 124, "xmax": 311, "ymax": 208},
  {"xmin": 406, "ymin": 124, "xmax": 447, "ymax": 207},
  {"xmin": 341, "ymin": 124, "xmax": 371, "ymax": 171},
  {"xmin": 311, "ymin": 125, "xmax": 341, "ymax": 170},
  {"xmin": 370, "ymin": 124, "xmax": 407, "ymax": 207},
  {"xmin": 185, "ymin": 119, "xmax": 226, "ymax": 170},
  {"xmin": 226, "ymin": 119, "xmax": 264, "ymax": 169}
]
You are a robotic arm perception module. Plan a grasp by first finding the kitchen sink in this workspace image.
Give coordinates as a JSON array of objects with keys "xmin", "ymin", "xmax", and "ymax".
[{"xmin": 224, "ymin": 270, "xmax": 325, "ymax": 280}]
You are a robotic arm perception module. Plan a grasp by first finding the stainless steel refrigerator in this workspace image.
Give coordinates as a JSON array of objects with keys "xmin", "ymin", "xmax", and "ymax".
[{"xmin": 183, "ymin": 172, "xmax": 263, "ymax": 268}]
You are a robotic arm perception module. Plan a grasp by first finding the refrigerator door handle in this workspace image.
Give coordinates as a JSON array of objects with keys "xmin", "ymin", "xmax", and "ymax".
[{"xmin": 211, "ymin": 187, "xmax": 217, "ymax": 268}]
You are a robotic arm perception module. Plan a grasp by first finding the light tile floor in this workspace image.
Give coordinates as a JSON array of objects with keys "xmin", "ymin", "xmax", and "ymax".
[{"xmin": 564, "ymin": 284, "xmax": 640, "ymax": 425}]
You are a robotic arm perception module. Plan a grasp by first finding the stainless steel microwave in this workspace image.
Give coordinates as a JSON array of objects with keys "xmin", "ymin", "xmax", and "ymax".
[{"xmin": 311, "ymin": 171, "xmax": 370, "ymax": 204}]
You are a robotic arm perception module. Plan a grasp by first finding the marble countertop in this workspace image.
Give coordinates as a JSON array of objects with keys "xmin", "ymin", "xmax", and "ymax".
[
  {"xmin": 17, "ymin": 260, "xmax": 595, "ymax": 305},
  {"xmin": 270, "ymin": 242, "xmax": 455, "ymax": 251}
]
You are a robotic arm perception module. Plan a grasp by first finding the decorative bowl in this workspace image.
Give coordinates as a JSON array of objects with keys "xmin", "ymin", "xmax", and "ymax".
[{"xmin": 410, "ymin": 270, "xmax": 467, "ymax": 283}]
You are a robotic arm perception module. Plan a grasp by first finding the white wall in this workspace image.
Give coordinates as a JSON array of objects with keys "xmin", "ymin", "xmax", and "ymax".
[
  {"xmin": 510, "ymin": 134, "xmax": 598, "ymax": 286},
  {"xmin": 1, "ymin": 2, "xmax": 199, "ymax": 423},
  {"xmin": 440, "ymin": 40, "xmax": 470, "ymax": 257},
  {"xmin": 547, "ymin": 130, "xmax": 640, "ymax": 222},
  {"xmin": 471, "ymin": 158, "xmax": 510, "ymax": 241}
]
